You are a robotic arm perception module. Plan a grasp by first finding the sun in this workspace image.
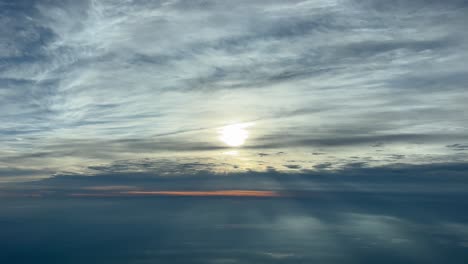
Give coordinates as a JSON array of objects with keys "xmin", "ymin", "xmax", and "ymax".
[{"xmin": 219, "ymin": 123, "xmax": 251, "ymax": 147}]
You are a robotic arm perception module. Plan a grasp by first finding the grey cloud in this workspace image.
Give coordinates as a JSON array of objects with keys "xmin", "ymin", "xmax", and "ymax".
[
  {"xmin": 387, "ymin": 154, "xmax": 406, "ymax": 160},
  {"xmin": 86, "ymin": 158, "xmax": 220, "ymax": 176},
  {"xmin": 313, "ymin": 162, "xmax": 333, "ymax": 170},
  {"xmin": 0, "ymin": 0, "xmax": 467, "ymax": 183},
  {"xmin": 388, "ymin": 71, "xmax": 468, "ymax": 92},
  {"xmin": 353, "ymin": 0, "xmax": 468, "ymax": 11},
  {"xmin": 283, "ymin": 164, "xmax": 302, "ymax": 170},
  {"xmin": 251, "ymin": 133, "xmax": 468, "ymax": 149},
  {"xmin": 7, "ymin": 161, "xmax": 467, "ymax": 194},
  {"xmin": 447, "ymin": 144, "xmax": 468, "ymax": 151},
  {"xmin": 0, "ymin": 167, "xmax": 52, "ymax": 178}
]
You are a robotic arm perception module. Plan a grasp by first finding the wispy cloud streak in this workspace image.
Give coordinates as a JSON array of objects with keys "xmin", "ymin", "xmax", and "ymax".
[{"xmin": 0, "ymin": 0, "xmax": 467, "ymax": 181}]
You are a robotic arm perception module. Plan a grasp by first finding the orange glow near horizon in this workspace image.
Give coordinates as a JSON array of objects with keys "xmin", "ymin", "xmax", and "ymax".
[{"xmin": 122, "ymin": 190, "xmax": 282, "ymax": 197}]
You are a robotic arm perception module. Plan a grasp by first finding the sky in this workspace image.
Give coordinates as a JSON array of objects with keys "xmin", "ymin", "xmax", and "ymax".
[{"xmin": 1, "ymin": 0, "xmax": 468, "ymax": 263}]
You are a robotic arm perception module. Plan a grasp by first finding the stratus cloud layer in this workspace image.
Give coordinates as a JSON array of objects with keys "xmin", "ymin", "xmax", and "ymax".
[{"xmin": 1, "ymin": 0, "xmax": 468, "ymax": 181}]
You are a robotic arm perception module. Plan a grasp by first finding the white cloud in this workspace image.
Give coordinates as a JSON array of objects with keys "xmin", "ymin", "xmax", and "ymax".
[{"xmin": 1, "ymin": 0, "xmax": 467, "ymax": 180}]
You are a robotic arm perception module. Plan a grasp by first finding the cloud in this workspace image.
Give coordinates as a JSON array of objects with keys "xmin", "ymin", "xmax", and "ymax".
[
  {"xmin": 0, "ymin": 167, "xmax": 52, "ymax": 178},
  {"xmin": 3, "ymin": 162, "xmax": 468, "ymax": 263},
  {"xmin": 447, "ymin": 144, "xmax": 468, "ymax": 151},
  {"xmin": 283, "ymin": 164, "xmax": 302, "ymax": 170},
  {"xmin": 313, "ymin": 162, "xmax": 333, "ymax": 170},
  {"xmin": 0, "ymin": 0, "xmax": 467, "ymax": 183},
  {"xmin": 2, "ymin": 1, "xmax": 468, "ymax": 263},
  {"xmin": 3, "ymin": 161, "xmax": 466, "ymax": 197},
  {"xmin": 251, "ymin": 133, "xmax": 468, "ymax": 148}
]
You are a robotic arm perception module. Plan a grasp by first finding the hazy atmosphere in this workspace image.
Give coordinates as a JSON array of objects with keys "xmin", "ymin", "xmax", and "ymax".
[{"xmin": 1, "ymin": 0, "xmax": 468, "ymax": 263}]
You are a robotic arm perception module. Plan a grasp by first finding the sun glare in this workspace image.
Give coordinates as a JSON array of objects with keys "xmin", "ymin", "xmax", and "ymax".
[{"xmin": 219, "ymin": 123, "xmax": 251, "ymax": 147}]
